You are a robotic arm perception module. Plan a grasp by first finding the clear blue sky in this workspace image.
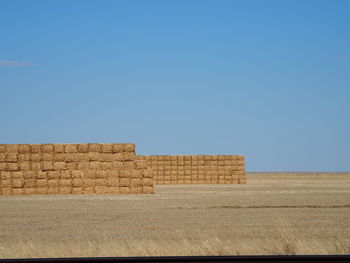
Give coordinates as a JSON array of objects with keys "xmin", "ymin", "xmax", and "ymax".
[{"xmin": 0, "ymin": 0, "xmax": 349, "ymax": 172}]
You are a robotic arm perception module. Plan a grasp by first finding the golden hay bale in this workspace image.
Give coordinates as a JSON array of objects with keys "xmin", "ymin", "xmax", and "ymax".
[
  {"xmin": 121, "ymin": 152, "xmax": 134, "ymax": 161},
  {"xmin": 77, "ymin": 153, "xmax": 89, "ymax": 162},
  {"xmin": 111, "ymin": 153, "xmax": 123, "ymax": 162},
  {"xmin": 130, "ymin": 187, "xmax": 142, "ymax": 194},
  {"xmin": 83, "ymin": 179, "xmax": 95, "ymax": 187},
  {"xmin": 101, "ymin": 144, "xmax": 113, "ymax": 153},
  {"xmin": 100, "ymin": 153, "xmax": 113, "ymax": 162},
  {"xmin": 72, "ymin": 178, "xmax": 83, "ymax": 187},
  {"xmin": 119, "ymin": 187, "xmax": 130, "ymax": 194},
  {"xmin": 23, "ymin": 171, "xmax": 36, "ymax": 179},
  {"xmin": 82, "ymin": 170, "xmax": 95, "ymax": 179},
  {"xmin": 112, "ymin": 161, "xmax": 124, "ymax": 170},
  {"xmin": 18, "ymin": 144, "xmax": 30, "ymax": 154},
  {"xmin": 112, "ymin": 144, "xmax": 124, "ymax": 153},
  {"xmin": 23, "ymin": 188, "xmax": 35, "ymax": 195},
  {"xmin": 108, "ymin": 187, "xmax": 119, "ymax": 194},
  {"xmin": 77, "ymin": 161, "xmax": 90, "ymax": 170},
  {"xmin": 131, "ymin": 178, "xmax": 142, "ymax": 187},
  {"xmin": 54, "ymin": 144, "xmax": 65, "ymax": 153},
  {"xmin": 88, "ymin": 152, "xmax": 100, "ymax": 161},
  {"xmin": 37, "ymin": 179, "xmax": 48, "ymax": 187},
  {"xmin": 2, "ymin": 179, "xmax": 12, "ymax": 187},
  {"xmin": 89, "ymin": 161, "xmax": 100, "ymax": 169},
  {"xmin": 107, "ymin": 177, "xmax": 119, "ymax": 187},
  {"xmin": 123, "ymin": 161, "xmax": 134, "ymax": 169},
  {"xmin": 54, "ymin": 153, "xmax": 65, "ymax": 162},
  {"xmin": 5, "ymin": 144, "xmax": 18, "ymax": 153},
  {"xmin": 71, "ymin": 170, "xmax": 83, "ymax": 178},
  {"xmin": 120, "ymin": 178, "xmax": 131, "ymax": 187},
  {"xmin": 11, "ymin": 171, "xmax": 23, "ymax": 179},
  {"xmin": 42, "ymin": 153, "xmax": 54, "ymax": 161},
  {"xmin": 48, "ymin": 171, "xmax": 60, "ymax": 179},
  {"xmin": 30, "ymin": 144, "xmax": 41, "ymax": 154},
  {"xmin": 60, "ymin": 170, "xmax": 71, "ymax": 179},
  {"xmin": 95, "ymin": 178, "xmax": 107, "ymax": 186},
  {"xmin": 41, "ymin": 144, "xmax": 54, "ymax": 153},
  {"xmin": 24, "ymin": 179, "xmax": 36, "ymax": 188},
  {"xmin": 94, "ymin": 186, "xmax": 108, "ymax": 194},
  {"xmin": 0, "ymin": 153, "xmax": 6, "ymax": 162},
  {"xmin": 1, "ymin": 188, "xmax": 12, "ymax": 195},
  {"xmin": 31, "ymin": 153, "xmax": 41, "ymax": 162},
  {"xmin": 88, "ymin": 143, "xmax": 101, "ymax": 153},
  {"xmin": 12, "ymin": 188, "xmax": 24, "ymax": 195},
  {"xmin": 65, "ymin": 144, "xmax": 78, "ymax": 153},
  {"xmin": 12, "ymin": 179, "xmax": 24, "ymax": 188},
  {"xmin": 95, "ymin": 170, "xmax": 106, "ymax": 179},
  {"xmin": 77, "ymin": 144, "xmax": 88, "ymax": 153},
  {"xmin": 48, "ymin": 187, "xmax": 60, "ymax": 194},
  {"xmin": 36, "ymin": 188, "xmax": 48, "ymax": 195},
  {"xmin": 83, "ymin": 187, "xmax": 95, "ymax": 194},
  {"xmin": 0, "ymin": 145, "xmax": 6, "ymax": 153},
  {"xmin": 0, "ymin": 171, "xmax": 11, "ymax": 180},
  {"xmin": 66, "ymin": 162, "xmax": 77, "ymax": 170},
  {"xmin": 60, "ymin": 179, "xmax": 72, "ymax": 187},
  {"xmin": 60, "ymin": 187, "xmax": 72, "ymax": 194},
  {"xmin": 72, "ymin": 187, "xmax": 83, "ymax": 194},
  {"xmin": 124, "ymin": 144, "xmax": 135, "ymax": 153},
  {"xmin": 131, "ymin": 169, "xmax": 141, "ymax": 178},
  {"xmin": 31, "ymin": 162, "xmax": 42, "ymax": 171},
  {"xmin": 142, "ymin": 186, "xmax": 154, "ymax": 194},
  {"xmin": 143, "ymin": 178, "xmax": 153, "ymax": 186},
  {"xmin": 119, "ymin": 169, "xmax": 132, "ymax": 178},
  {"xmin": 5, "ymin": 153, "xmax": 18, "ymax": 162},
  {"xmin": 53, "ymin": 161, "xmax": 66, "ymax": 170},
  {"xmin": 47, "ymin": 179, "xmax": 59, "ymax": 187},
  {"xmin": 42, "ymin": 162, "xmax": 53, "ymax": 171},
  {"xmin": 7, "ymin": 163, "xmax": 19, "ymax": 171},
  {"xmin": 101, "ymin": 162, "xmax": 113, "ymax": 170}
]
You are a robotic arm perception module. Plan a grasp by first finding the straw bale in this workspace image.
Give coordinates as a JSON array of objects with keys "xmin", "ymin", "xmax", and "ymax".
[
  {"xmin": 142, "ymin": 186, "xmax": 153, "ymax": 194},
  {"xmin": 5, "ymin": 153, "xmax": 18, "ymax": 162},
  {"xmin": 131, "ymin": 169, "xmax": 141, "ymax": 178},
  {"xmin": 77, "ymin": 153, "xmax": 89, "ymax": 162},
  {"xmin": 83, "ymin": 179, "xmax": 95, "ymax": 187},
  {"xmin": 119, "ymin": 187, "xmax": 130, "ymax": 194},
  {"xmin": 112, "ymin": 161, "xmax": 124, "ymax": 170},
  {"xmin": 130, "ymin": 187, "xmax": 142, "ymax": 194},
  {"xmin": 0, "ymin": 145, "xmax": 6, "ymax": 153},
  {"xmin": 48, "ymin": 187, "xmax": 60, "ymax": 194},
  {"xmin": 66, "ymin": 162, "xmax": 77, "ymax": 170},
  {"xmin": 37, "ymin": 179, "xmax": 48, "ymax": 187},
  {"xmin": 83, "ymin": 170, "xmax": 95, "ymax": 179},
  {"xmin": 72, "ymin": 178, "xmax": 83, "ymax": 187},
  {"xmin": 1, "ymin": 188, "xmax": 12, "ymax": 195},
  {"xmin": 119, "ymin": 169, "xmax": 132, "ymax": 178},
  {"xmin": 71, "ymin": 170, "xmax": 83, "ymax": 179},
  {"xmin": 24, "ymin": 171, "xmax": 36, "ymax": 179},
  {"xmin": 53, "ymin": 161, "xmax": 66, "ymax": 170},
  {"xmin": 131, "ymin": 178, "xmax": 142, "ymax": 187},
  {"xmin": 23, "ymin": 188, "xmax": 36, "ymax": 195},
  {"xmin": 12, "ymin": 188, "xmax": 24, "ymax": 195},
  {"xmin": 24, "ymin": 179, "xmax": 36, "ymax": 187},
  {"xmin": 101, "ymin": 144, "xmax": 113, "ymax": 153},
  {"xmin": 18, "ymin": 162, "xmax": 31, "ymax": 171},
  {"xmin": 88, "ymin": 152, "xmax": 100, "ymax": 161},
  {"xmin": 95, "ymin": 170, "xmax": 107, "ymax": 179},
  {"xmin": 31, "ymin": 153, "xmax": 41, "ymax": 162},
  {"xmin": 48, "ymin": 171, "xmax": 60, "ymax": 179},
  {"xmin": 143, "ymin": 178, "xmax": 153, "ymax": 186},
  {"xmin": 47, "ymin": 179, "xmax": 59, "ymax": 187},
  {"xmin": 108, "ymin": 177, "xmax": 119, "ymax": 187},
  {"xmin": 107, "ymin": 187, "xmax": 119, "ymax": 194},
  {"xmin": 60, "ymin": 187, "xmax": 72, "ymax": 194},
  {"xmin": 60, "ymin": 179, "xmax": 72, "ymax": 187},
  {"xmin": 94, "ymin": 186, "xmax": 107, "ymax": 194},
  {"xmin": 2, "ymin": 179, "xmax": 12, "ymax": 187},
  {"xmin": 143, "ymin": 169, "xmax": 153, "ymax": 178},
  {"xmin": 111, "ymin": 144, "xmax": 122, "ymax": 153},
  {"xmin": 0, "ymin": 171, "xmax": 11, "ymax": 180},
  {"xmin": 54, "ymin": 144, "xmax": 65, "ymax": 153},
  {"xmin": 111, "ymin": 153, "xmax": 122, "ymax": 162},
  {"xmin": 95, "ymin": 179, "xmax": 107, "ymax": 186},
  {"xmin": 124, "ymin": 161, "xmax": 134, "ymax": 169},
  {"xmin": 36, "ymin": 188, "xmax": 48, "ymax": 195},
  {"xmin": 12, "ymin": 179, "xmax": 24, "ymax": 188},
  {"xmin": 17, "ymin": 144, "xmax": 30, "ymax": 154},
  {"xmin": 120, "ymin": 178, "xmax": 131, "ymax": 187},
  {"xmin": 77, "ymin": 161, "xmax": 89, "ymax": 170},
  {"xmin": 6, "ymin": 144, "xmax": 18, "ymax": 153},
  {"xmin": 8, "ymin": 163, "xmax": 19, "ymax": 171},
  {"xmin": 101, "ymin": 162, "xmax": 113, "ymax": 170},
  {"xmin": 83, "ymin": 187, "xmax": 95, "ymax": 194},
  {"xmin": 42, "ymin": 144, "xmax": 54, "ymax": 153},
  {"xmin": 121, "ymin": 152, "xmax": 134, "ymax": 161},
  {"xmin": 101, "ymin": 153, "xmax": 113, "ymax": 162},
  {"xmin": 157, "ymin": 180, "xmax": 164, "ymax": 185},
  {"xmin": 0, "ymin": 153, "xmax": 6, "ymax": 162},
  {"xmin": 65, "ymin": 144, "xmax": 78, "ymax": 153},
  {"xmin": 88, "ymin": 143, "xmax": 101, "ymax": 153},
  {"xmin": 90, "ymin": 161, "xmax": 100, "ymax": 169},
  {"xmin": 31, "ymin": 162, "xmax": 42, "ymax": 171},
  {"xmin": 65, "ymin": 153, "xmax": 79, "ymax": 162},
  {"xmin": 77, "ymin": 144, "xmax": 88, "ymax": 153},
  {"xmin": 72, "ymin": 187, "xmax": 83, "ymax": 194},
  {"xmin": 42, "ymin": 162, "xmax": 53, "ymax": 171},
  {"xmin": 124, "ymin": 144, "xmax": 135, "ymax": 153},
  {"xmin": 30, "ymin": 144, "xmax": 41, "ymax": 154}
]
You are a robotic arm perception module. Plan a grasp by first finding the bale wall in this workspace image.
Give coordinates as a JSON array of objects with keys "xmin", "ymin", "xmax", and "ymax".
[
  {"xmin": 136, "ymin": 155, "xmax": 246, "ymax": 185},
  {"xmin": 0, "ymin": 144, "xmax": 154, "ymax": 195}
]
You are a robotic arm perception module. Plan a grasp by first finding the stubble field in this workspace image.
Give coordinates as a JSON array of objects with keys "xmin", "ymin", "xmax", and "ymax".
[{"xmin": 0, "ymin": 172, "xmax": 349, "ymax": 258}]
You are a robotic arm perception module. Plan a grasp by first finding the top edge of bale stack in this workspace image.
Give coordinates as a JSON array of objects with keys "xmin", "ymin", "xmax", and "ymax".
[
  {"xmin": 136, "ymin": 155, "xmax": 244, "ymax": 160},
  {"xmin": 0, "ymin": 143, "xmax": 135, "ymax": 154}
]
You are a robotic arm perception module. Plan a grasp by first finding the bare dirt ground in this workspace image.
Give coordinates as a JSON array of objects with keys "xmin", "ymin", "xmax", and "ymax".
[{"xmin": 0, "ymin": 173, "xmax": 349, "ymax": 258}]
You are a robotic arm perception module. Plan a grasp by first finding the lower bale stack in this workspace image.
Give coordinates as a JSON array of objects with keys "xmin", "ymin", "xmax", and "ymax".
[
  {"xmin": 136, "ymin": 155, "xmax": 246, "ymax": 185},
  {"xmin": 0, "ymin": 143, "xmax": 154, "ymax": 196}
]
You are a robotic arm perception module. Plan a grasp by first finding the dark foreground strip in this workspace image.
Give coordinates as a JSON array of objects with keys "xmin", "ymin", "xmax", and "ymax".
[{"xmin": 1, "ymin": 255, "xmax": 350, "ymax": 263}]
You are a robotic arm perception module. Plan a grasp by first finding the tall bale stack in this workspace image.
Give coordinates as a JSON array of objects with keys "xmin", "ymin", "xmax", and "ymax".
[
  {"xmin": 0, "ymin": 143, "xmax": 154, "ymax": 195},
  {"xmin": 136, "ymin": 155, "xmax": 245, "ymax": 185}
]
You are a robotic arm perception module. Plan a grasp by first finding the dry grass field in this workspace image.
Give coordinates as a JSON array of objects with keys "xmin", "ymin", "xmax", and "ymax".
[{"xmin": 0, "ymin": 172, "xmax": 349, "ymax": 258}]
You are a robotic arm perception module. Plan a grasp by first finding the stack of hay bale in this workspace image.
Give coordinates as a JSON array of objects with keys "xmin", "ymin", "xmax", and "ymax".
[
  {"xmin": 0, "ymin": 143, "xmax": 153, "ymax": 195},
  {"xmin": 136, "ymin": 155, "xmax": 245, "ymax": 185}
]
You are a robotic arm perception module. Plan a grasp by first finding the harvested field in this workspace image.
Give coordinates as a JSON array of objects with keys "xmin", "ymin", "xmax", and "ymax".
[{"xmin": 0, "ymin": 172, "xmax": 349, "ymax": 258}]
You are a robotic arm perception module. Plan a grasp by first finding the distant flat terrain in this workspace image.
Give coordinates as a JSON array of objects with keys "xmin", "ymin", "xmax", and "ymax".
[{"xmin": 0, "ymin": 172, "xmax": 349, "ymax": 258}]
